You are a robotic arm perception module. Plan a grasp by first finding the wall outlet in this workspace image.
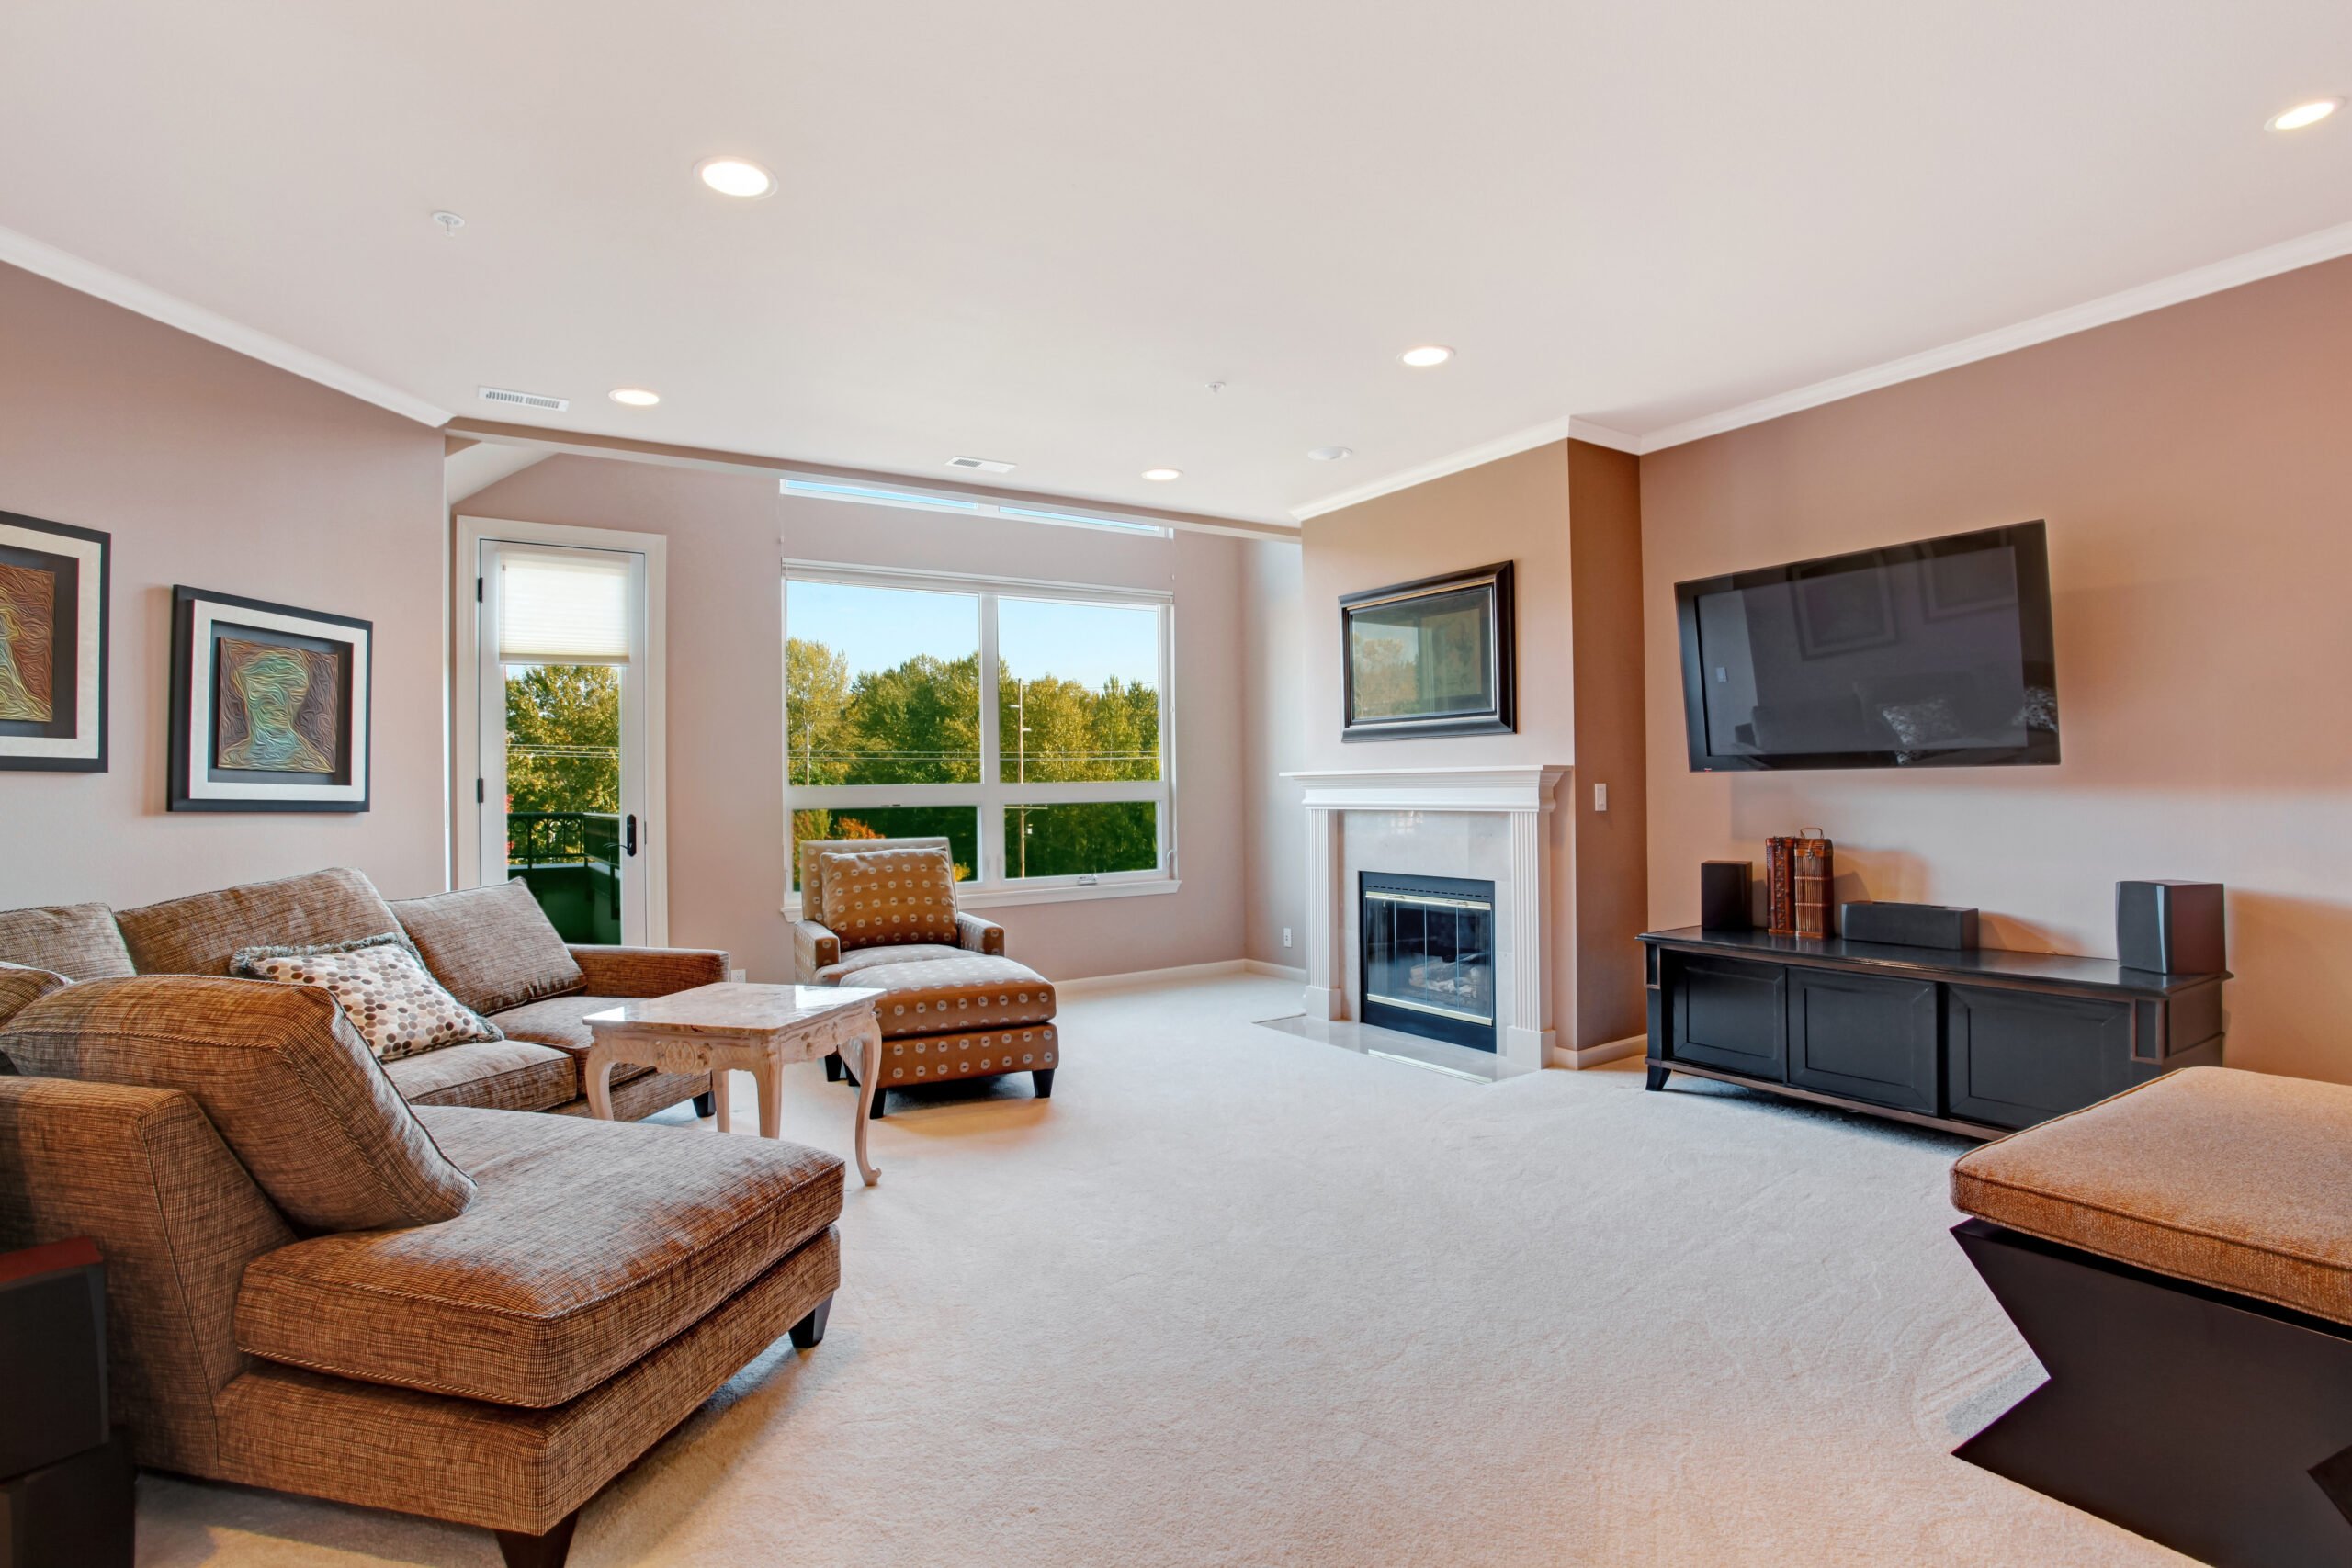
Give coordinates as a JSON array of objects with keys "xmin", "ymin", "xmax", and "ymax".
[
  {"xmin": 728, "ymin": 967, "xmax": 747, "ymax": 984},
  {"xmin": 1282, "ymin": 927, "xmax": 1293, "ymax": 949},
  {"xmin": 1593, "ymin": 782, "xmax": 1609, "ymax": 812}
]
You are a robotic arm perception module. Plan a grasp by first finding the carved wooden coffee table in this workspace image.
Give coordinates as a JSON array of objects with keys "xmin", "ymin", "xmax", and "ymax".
[{"xmin": 582, "ymin": 983, "xmax": 888, "ymax": 1186}]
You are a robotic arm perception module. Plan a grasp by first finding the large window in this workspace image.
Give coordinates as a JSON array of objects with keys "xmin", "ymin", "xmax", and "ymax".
[{"xmin": 785, "ymin": 564, "xmax": 1172, "ymax": 905}]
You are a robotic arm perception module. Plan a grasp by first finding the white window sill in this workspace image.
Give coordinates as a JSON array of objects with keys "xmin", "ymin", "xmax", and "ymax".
[{"xmin": 784, "ymin": 878, "xmax": 1180, "ymax": 919}]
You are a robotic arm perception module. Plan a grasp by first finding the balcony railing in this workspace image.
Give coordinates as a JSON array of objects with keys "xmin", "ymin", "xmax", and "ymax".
[{"xmin": 506, "ymin": 810, "xmax": 621, "ymax": 943}]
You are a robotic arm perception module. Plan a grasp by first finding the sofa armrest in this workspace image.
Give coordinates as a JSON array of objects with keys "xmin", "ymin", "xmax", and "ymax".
[
  {"xmin": 792, "ymin": 920, "xmax": 842, "ymax": 979},
  {"xmin": 566, "ymin": 945, "xmax": 729, "ymax": 998},
  {"xmin": 956, "ymin": 912, "xmax": 1005, "ymax": 956}
]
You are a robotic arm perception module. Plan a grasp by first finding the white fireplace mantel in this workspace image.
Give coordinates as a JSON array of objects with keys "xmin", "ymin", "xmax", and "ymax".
[{"xmin": 1280, "ymin": 765, "xmax": 1569, "ymax": 1074}]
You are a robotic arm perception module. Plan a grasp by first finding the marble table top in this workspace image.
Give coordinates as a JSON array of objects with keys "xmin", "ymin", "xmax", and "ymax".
[{"xmin": 583, "ymin": 982, "xmax": 888, "ymax": 1037}]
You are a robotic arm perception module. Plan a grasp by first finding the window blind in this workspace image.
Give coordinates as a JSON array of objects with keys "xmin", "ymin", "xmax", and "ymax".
[{"xmin": 499, "ymin": 552, "xmax": 631, "ymax": 665}]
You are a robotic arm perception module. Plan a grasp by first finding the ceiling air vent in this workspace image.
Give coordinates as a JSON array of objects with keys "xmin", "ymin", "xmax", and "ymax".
[
  {"xmin": 478, "ymin": 385, "xmax": 570, "ymax": 412},
  {"xmin": 946, "ymin": 455, "xmax": 1015, "ymax": 473}
]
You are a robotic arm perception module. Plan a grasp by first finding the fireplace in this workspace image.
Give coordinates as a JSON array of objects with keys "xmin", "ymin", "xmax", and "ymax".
[{"xmin": 1359, "ymin": 872, "xmax": 1498, "ymax": 1051}]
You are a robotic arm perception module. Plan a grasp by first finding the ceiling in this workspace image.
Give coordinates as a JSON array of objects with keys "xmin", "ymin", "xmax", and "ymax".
[{"xmin": 2, "ymin": 2, "xmax": 2348, "ymax": 525}]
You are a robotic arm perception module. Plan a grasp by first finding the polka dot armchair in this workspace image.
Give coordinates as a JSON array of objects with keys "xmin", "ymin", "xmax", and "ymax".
[{"xmin": 792, "ymin": 837, "xmax": 1057, "ymax": 1118}]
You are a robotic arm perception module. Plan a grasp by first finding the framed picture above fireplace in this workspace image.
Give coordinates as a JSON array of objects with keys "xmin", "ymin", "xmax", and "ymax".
[{"xmin": 1339, "ymin": 560, "xmax": 1515, "ymax": 741}]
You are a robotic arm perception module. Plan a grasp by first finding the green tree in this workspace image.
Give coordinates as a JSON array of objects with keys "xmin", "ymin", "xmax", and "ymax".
[{"xmin": 505, "ymin": 665, "xmax": 619, "ymax": 814}]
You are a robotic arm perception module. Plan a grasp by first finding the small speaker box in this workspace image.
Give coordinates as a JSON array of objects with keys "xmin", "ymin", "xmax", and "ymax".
[
  {"xmin": 2117, "ymin": 881, "xmax": 2225, "ymax": 974},
  {"xmin": 1840, "ymin": 901, "xmax": 1979, "ymax": 950},
  {"xmin": 1700, "ymin": 862, "xmax": 1752, "ymax": 931}
]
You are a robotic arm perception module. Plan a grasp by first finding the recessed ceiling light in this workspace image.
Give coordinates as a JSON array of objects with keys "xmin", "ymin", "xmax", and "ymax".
[
  {"xmin": 1308, "ymin": 446, "xmax": 1354, "ymax": 462},
  {"xmin": 695, "ymin": 156, "xmax": 776, "ymax": 197},
  {"xmin": 2268, "ymin": 97, "xmax": 2343, "ymax": 131},
  {"xmin": 1399, "ymin": 344, "xmax": 1453, "ymax": 368},
  {"xmin": 947, "ymin": 456, "xmax": 1016, "ymax": 474},
  {"xmin": 1141, "ymin": 468, "xmax": 1182, "ymax": 482},
  {"xmin": 607, "ymin": 387, "xmax": 661, "ymax": 407}
]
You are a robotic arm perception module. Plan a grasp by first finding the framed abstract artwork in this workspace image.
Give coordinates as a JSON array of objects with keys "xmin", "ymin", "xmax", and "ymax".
[
  {"xmin": 0, "ymin": 510, "xmax": 109, "ymax": 773},
  {"xmin": 169, "ymin": 586, "xmax": 371, "ymax": 812},
  {"xmin": 1339, "ymin": 560, "xmax": 1516, "ymax": 741}
]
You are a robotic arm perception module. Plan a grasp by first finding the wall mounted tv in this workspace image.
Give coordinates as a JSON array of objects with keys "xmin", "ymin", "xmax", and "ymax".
[{"xmin": 1676, "ymin": 521, "xmax": 2058, "ymax": 772}]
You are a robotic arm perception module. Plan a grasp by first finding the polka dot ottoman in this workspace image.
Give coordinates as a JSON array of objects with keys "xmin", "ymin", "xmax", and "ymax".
[{"xmin": 814, "ymin": 953, "xmax": 1057, "ymax": 1118}]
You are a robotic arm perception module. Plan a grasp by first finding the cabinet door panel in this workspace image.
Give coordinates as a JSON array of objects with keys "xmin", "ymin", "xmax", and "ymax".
[
  {"xmin": 1786, "ymin": 970, "xmax": 1941, "ymax": 1112},
  {"xmin": 1669, "ymin": 955, "xmax": 1786, "ymax": 1079},
  {"xmin": 1946, "ymin": 986, "xmax": 2134, "ymax": 1130}
]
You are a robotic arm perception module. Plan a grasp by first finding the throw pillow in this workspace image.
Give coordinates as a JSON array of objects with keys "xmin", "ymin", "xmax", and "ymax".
[
  {"xmin": 232, "ymin": 933, "xmax": 503, "ymax": 1064},
  {"xmin": 0, "ymin": 961, "xmax": 72, "ymax": 1030},
  {"xmin": 0, "ymin": 975, "xmax": 474, "ymax": 1230},
  {"xmin": 389, "ymin": 878, "xmax": 585, "ymax": 1017},
  {"xmin": 819, "ymin": 846, "xmax": 961, "ymax": 950}
]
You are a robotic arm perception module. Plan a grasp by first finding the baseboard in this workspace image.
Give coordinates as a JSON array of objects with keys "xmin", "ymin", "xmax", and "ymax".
[
  {"xmin": 1241, "ymin": 959, "xmax": 1306, "ymax": 982},
  {"xmin": 1549, "ymin": 1033, "xmax": 1646, "ymax": 1070},
  {"xmin": 1056, "ymin": 959, "xmax": 1250, "ymax": 994}
]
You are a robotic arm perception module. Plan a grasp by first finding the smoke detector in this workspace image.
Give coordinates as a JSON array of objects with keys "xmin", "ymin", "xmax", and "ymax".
[
  {"xmin": 477, "ymin": 386, "xmax": 569, "ymax": 412},
  {"xmin": 946, "ymin": 456, "xmax": 1016, "ymax": 474}
]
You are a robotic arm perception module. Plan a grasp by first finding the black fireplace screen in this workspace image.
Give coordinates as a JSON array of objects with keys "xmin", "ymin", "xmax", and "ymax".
[{"xmin": 1359, "ymin": 872, "xmax": 1498, "ymax": 1051}]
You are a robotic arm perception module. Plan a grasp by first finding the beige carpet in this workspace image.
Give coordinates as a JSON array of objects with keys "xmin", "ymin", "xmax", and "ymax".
[{"xmin": 140, "ymin": 973, "xmax": 2188, "ymax": 1566}]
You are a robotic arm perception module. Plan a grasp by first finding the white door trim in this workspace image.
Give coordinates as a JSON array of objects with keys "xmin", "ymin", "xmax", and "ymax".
[{"xmin": 453, "ymin": 514, "xmax": 670, "ymax": 945}]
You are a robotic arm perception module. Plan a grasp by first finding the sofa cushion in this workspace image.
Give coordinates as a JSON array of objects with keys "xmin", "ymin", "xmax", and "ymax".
[
  {"xmin": 0, "ymin": 962, "xmax": 71, "ymax": 1028},
  {"xmin": 817, "ymin": 953, "xmax": 1055, "ymax": 1040},
  {"xmin": 382, "ymin": 1039, "xmax": 578, "ymax": 1112},
  {"xmin": 0, "ymin": 901, "xmax": 134, "ymax": 980},
  {"xmin": 117, "ymin": 868, "xmax": 400, "ymax": 977},
  {"xmin": 0, "ymin": 976, "xmax": 474, "ymax": 1232},
  {"xmin": 819, "ymin": 942, "xmax": 963, "ymax": 977},
  {"xmin": 232, "ymin": 933, "xmax": 503, "ymax": 1064},
  {"xmin": 233, "ymin": 1105, "xmax": 843, "ymax": 1407},
  {"xmin": 817, "ymin": 845, "xmax": 961, "ymax": 951},
  {"xmin": 492, "ymin": 994, "xmax": 639, "ymax": 1055},
  {"xmin": 390, "ymin": 879, "xmax": 584, "ymax": 1017},
  {"xmin": 1951, "ymin": 1066, "xmax": 2352, "ymax": 1328}
]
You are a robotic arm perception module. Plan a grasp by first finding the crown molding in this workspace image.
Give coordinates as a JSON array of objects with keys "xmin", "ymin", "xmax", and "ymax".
[
  {"xmin": 1634, "ymin": 218, "xmax": 2352, "ymax": 453},
  {"xmin": 1292, "ymin": 219, "xmax": 2352, "ymax": 516},
  {"xmin": 1288, "ymin": 416, "xmax": 1640, "ymax": 523},
  {"xmin": 0, "ymin": 225, "xmax": 451, "ymax": 428}
]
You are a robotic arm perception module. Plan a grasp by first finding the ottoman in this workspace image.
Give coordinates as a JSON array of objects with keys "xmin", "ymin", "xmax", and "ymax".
[{"xmin": 815, "ymin": 948, "xmax": 1058, "ymax": 1118}]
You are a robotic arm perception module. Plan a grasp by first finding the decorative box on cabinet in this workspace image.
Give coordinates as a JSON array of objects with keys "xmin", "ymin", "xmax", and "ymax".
[{"xmin": 1639, "ymin": 927, "xmax": 2225, "ymax": 1139}]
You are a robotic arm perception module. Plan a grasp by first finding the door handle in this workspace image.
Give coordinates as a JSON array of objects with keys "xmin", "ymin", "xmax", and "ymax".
[{"xmin": 625, "ymin": 815, "xmax": 639, "ymax": 857}]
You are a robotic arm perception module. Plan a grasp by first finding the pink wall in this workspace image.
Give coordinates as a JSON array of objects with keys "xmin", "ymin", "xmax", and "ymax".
[
  {"xmin": 1641, "ymin": 254, "xmax": 2352, "ymax": 1083},
  {"xmin": 0, "ymin": 263, "xmax": 450, "ymax": 910},
  {"xmin": 464, "ymin": 456, "xmax": 1249, "ymax": 985},
  {"xmin": 1239, "ymin": 539, "xmax": 1306, "ymax": 968},
  {"xmin": 1566, "ymin": 440, "xmax": 1648, "ymax": 1047}
]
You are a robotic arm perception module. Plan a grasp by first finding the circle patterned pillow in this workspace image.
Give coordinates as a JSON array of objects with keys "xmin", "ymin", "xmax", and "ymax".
[
  {"xmin": 819, "ymin": 845, "xmax": 961, "ymax": 949},
  {"xmin": 232, "ymin": 933, "xmax": 503, "ymax": 1063}
]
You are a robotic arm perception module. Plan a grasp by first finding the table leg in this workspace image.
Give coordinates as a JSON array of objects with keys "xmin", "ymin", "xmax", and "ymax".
[
  {"xmin": 584, "ymin": 1044, "xmax": 618, "ymax": 1121},
  {"xmin": 852, "ymin": 1017, "xmax": 882, "ymax": 1187},
  {"xmin": 757, "ymin": 1057, "xmax": 784, "ymax": 1140},
  {"xmin": 711, "ymin": 1067, "xmax": 732, "ymax": 1134}
]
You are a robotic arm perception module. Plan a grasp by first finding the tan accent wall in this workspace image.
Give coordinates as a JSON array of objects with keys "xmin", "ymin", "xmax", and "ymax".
[
  {"xmin": 0, "ymin": 262, "xmax": 450, "ymax": 909},
  {"xmin": 1566, "ymin": 440, "xmax": 1648, "ymax": 1049},
  {"xmin": 1239, "ymin": 540, "xmax": 1306, "ymax": 969},
  {"xmin": 464, "ymin": 456, "xmax": 1250, "ymax": 986},
  {"xmin": 1640, "ymin": 254, "xmax": 2352, "ymax": 1082}
]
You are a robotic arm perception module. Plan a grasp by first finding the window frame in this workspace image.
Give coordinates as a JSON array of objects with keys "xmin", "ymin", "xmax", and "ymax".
[{"xmin": 782, "ymin": 558, "xmax": 1179, "ymax": 913}]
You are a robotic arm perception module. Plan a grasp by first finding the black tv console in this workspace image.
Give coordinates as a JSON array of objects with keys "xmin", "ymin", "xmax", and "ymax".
[{"xmin": 1638, "ymin": 927, "xmax": 2227, "ymax": 1139}]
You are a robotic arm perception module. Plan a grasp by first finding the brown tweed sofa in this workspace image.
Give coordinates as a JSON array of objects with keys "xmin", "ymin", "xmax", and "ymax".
[
  {"xmin": 791, "ymin": 835, "xmax": 1059, "ymax": 1117},
  {"xmin": 0, "ymin": 971, "xmax": 842, "ymax": 1567},
  {"xmin": 0, "ymin": 867, "xmax": 719, "ymax": 1120}
]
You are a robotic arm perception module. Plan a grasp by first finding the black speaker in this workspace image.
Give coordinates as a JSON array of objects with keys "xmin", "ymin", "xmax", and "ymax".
[
  {"xmin": 1700, "ymin": 862, "xmax": 1752, "ymax": 931},
  {"xmin": 2117, "ymin": 881, "xmax": 2225, "ymax": 974},
  {"xmin": 1840, "ymin": 901, "xmax": 1979, "ymax": 951}
]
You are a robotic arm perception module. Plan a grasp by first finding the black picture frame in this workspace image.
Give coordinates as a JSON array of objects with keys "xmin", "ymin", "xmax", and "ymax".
[
  {"xmin": 0, "ymin": 510, "xmax": 109, "ymax": 773},
  {"xmin": 169, "ymin": 585, "xmax": 372, "ymax": 813},
  {"xmin": 1339, "ymin": 560, "xmax": 1516, "ymax": 742}
]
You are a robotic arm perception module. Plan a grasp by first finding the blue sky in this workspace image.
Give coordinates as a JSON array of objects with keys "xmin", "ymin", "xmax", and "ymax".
[{"xmin": 787, "ymin": 581, "xmax": 1158, "ymax": 689}]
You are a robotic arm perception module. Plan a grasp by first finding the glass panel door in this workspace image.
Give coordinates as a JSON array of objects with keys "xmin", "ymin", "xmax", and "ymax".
[{"xmin": 477, "ymin": 541, "xmax": 650, "ymax": 943}]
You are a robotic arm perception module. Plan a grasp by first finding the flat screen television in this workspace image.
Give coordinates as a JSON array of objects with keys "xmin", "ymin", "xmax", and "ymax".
[{"xmin": 1675, "ymin": 521, "xmax": 2058, "ymax": 771}]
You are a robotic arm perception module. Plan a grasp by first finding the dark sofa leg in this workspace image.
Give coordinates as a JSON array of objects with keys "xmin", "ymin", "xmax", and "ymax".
[
  {"xmin": 823, "ymin": 1051, "xmax": 843, "ymax": 1083},
  {"xmin": 691, "ymin": 1091, "xmax": 716, "ymax": 1118},
  {"xmin": 494, "ymin": 1507, "xmax": 582, "ymax": 1568},
  {"xmin": 1033, "ymin": 1067, "xmax": 1055, "ymax": 1099},
  {"xmin": 790, "ymin": 1294, "xmax": 833, "ymax": 1349}
]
